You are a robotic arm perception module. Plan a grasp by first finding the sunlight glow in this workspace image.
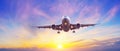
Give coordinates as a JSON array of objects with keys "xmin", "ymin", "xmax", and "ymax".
[{"xmin": 57, "ymin": 44, "xmax": 63, "ymax": 49}]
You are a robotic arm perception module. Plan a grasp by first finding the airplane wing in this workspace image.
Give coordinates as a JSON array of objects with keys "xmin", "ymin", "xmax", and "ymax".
[
  {"xmin": 37, "ymin": 25, "xmax": 52, "ymax": 28},
  {"xmin": 80, "ymin": 24, "xmax": 95, "ymax": 27},
  {"xmin": 70, "ymin": 24, "xmax": 95, "ymax": 30},
  {"xmin": 35, "ymin": 24, "xmax": 62, "ymax": 30}
]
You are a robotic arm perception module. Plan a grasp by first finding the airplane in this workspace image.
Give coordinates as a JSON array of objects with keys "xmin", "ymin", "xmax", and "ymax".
[{"xmin": 35, "ymin": 16, "xmax": 96, "ymax": 33}]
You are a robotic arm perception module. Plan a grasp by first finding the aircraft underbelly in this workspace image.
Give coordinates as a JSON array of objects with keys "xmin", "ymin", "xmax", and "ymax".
[{"xmin": 63, "ymin": 26, "xmax": 69, "ymax": 32}]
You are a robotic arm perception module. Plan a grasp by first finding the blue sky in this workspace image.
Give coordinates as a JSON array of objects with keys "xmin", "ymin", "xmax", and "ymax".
[{"xmin": 0, "ymin": 0, "xmax": 120, "ymax": 51}]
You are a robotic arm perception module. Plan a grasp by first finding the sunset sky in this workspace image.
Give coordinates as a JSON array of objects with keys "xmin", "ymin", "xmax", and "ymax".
[{"xmin": 0, "ymin": 0, "xmax": 120, "ymax": 51}]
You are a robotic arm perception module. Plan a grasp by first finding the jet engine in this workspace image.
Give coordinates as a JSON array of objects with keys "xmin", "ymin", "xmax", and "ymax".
[
  {"xmin": 52, "ymin": 24, "xmax": 56, "ymax": 29},
  {"xmin": 77, "ymin": 23, "xmax": 80, "ymax": 28}
]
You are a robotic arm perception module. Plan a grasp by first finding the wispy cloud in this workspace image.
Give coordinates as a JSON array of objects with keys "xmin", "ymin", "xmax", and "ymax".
[{"xmin": 102, "ymin": 6, "xmax": 119, "ymax": 23}]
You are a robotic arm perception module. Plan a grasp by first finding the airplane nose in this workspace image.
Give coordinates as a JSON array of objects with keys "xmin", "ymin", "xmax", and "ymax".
[
  {"xmin": 64, "ymin": 22, "xmax": 67, "ymax": 25},
  {"xmin": 62, "ymin": 16, "xmax": 70, "ymax": 20}
]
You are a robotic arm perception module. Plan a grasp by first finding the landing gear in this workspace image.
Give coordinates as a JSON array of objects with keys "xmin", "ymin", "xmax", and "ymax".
[
  {"xmin": 57, "ymin": 31, "xmax": 60, "ymax": 34},
  {"xmin": 73, "ymin": 31, "xmax": 75, "ymax": 33}
]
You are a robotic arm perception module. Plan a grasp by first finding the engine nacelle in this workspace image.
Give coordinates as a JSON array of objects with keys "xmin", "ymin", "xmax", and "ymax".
[
  {"xmin": 77, "ymin": 23, "xmax": 80, "ymax": 28},
  {"xmin": 52, "ymin": 24, "xmax": 56, "ymax": 29}
]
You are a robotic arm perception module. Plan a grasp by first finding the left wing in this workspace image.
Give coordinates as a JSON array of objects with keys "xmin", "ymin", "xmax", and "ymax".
[
  {"xmin": 35, "ymin": 24, "xmax": 62, "ymax": 30},
  {"xmin": 70, "ymin": 24, "xmax": 95, "ymax": 30},
  {"xmin": 37, "ymin": 25, "xmax": 52, "ymax": 28}
]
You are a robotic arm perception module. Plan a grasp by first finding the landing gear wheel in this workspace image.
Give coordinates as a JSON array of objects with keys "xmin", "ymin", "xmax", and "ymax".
[
  {"xmin": 73, "ymin": 31, "xmax": 75, "ymax": 33},
  {"xmin": 57, "ymin": 31, "xmax": 60, "ymax": 34}
]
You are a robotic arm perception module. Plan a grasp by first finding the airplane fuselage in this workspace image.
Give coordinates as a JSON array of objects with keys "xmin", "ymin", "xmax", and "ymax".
[
  {"xmin": 62, "ymin": 18, "xmax": 70, "ymax": 32},
  {"xmin": 37, "ymin": 16, "xmax": 95, "ymax": 33}
]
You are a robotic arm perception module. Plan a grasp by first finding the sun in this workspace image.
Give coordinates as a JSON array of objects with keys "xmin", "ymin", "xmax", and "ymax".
[{"xmin": 57, "ymin": 44, "xmax": 63, "ymax": 49}]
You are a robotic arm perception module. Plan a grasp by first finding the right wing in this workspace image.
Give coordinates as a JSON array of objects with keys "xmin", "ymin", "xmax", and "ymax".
[
  {"xmin": 70, "ymin": 24, "xmax": 95, "ymax": 30},
  {"xmin": 80, "ymin": 24, "xmax": 96, "ymax": 27}
]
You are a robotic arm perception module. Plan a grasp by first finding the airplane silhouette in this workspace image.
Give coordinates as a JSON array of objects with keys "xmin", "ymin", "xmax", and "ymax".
[{"xmin": 36, "ymin": 16, "xmax": 95, "ymax": 33}]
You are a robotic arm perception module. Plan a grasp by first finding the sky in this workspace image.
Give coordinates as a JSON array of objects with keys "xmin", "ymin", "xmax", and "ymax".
[{"xmin": 0, "ymin": 0, "xmax": 120, "ymax": 51}]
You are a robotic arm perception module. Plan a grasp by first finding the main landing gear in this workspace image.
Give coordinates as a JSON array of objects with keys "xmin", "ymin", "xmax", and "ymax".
[
  {"xmin": 73, "ymin": 31, "xmax": 75, "ymax": 33},
  {"xmin": 57, "ymin": 31, "xmax": 60, "ymax": 34},
  {"xmin": 57, "ymin": 31, "xmax": 75, "ymax": 33}
]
